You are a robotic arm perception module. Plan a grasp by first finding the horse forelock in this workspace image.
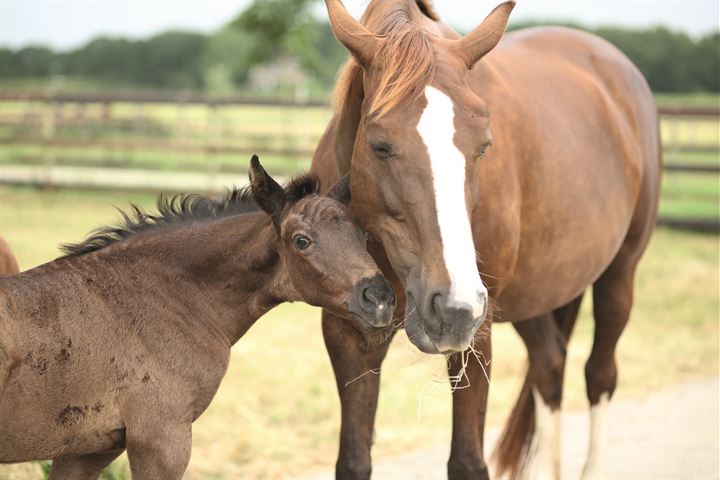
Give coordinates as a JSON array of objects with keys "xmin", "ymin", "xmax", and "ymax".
[{"xmin": 331, "ymin": 0, "xmax": 437, "ymax": 120}]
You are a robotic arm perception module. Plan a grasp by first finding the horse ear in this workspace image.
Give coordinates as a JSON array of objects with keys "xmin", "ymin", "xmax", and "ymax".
[
  {"xmin": 248, "ymin": 154, "xmax": 285, "ymax": 222},
  {"xmin": 334, "ymin": 61, "xmax": 364, "ymax": 175},
  {"xmin": 448, "ymin": 1, "xmax": 515, "ymax": 69},
  {"xmin": 326, "ymin": 173, "xmax": 351, "ymax": 206},
  {"xmin": 325, "ymin": 0, "xmax": 381, "ymax": 67}
]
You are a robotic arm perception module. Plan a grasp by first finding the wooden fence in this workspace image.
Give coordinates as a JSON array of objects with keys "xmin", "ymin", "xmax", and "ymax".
[{"xmin": 0, "ymin": 91, "xmax": 718, "ymax": 231}]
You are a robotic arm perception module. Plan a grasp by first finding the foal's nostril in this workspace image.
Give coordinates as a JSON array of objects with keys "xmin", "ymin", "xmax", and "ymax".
[
  {"xmin": 362, "ymin": 287, "xmax": 379, "ymax": 308},
  {"xmin": 358, "ymin": 276, "xmax": 396, "ymax": 313}
]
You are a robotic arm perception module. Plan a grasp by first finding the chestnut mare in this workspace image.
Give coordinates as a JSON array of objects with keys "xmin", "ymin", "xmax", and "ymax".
[
  {"xmin": 0, "ymin": 157, "xmax": 395, "ymax": 479},
  {"xmin": 312, "ymin": 1, "xmax": 660, "ymax": 479},
  {"xmin": 0, "ymin": 236, "xmax": 19, "ymax": 275}
]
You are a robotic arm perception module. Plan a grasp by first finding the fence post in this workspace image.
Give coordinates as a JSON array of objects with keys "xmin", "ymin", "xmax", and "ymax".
[
  {"xmin": 41, "ymin": 101, "xmax": 58, "ymax": 189},
  {"xmin": 205, "ymin": 102, "xmax": 221, "ymax": 192}
]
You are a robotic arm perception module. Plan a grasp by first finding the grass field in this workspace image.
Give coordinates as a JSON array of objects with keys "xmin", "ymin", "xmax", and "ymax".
[
  {"xmin": 0, "ymin": 185, "xmax": 717, "ymax": 479},
  {"xmin": 1, "ymin": 93, "xmax": 718, "ymax": 222}
]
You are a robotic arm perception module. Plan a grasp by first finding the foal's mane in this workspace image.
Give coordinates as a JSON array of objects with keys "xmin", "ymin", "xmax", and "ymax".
[
  {"xmin": 332, "ymin": 0, "xmax": 438, "ymax": 119},
  {"xmin": 61, "ymin": 174, "xmax": 319, "ymax": 257}
]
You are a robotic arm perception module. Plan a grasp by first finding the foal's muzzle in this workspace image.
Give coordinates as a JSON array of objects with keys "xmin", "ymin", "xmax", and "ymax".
[{"xmin": 347, "ymin": 274, "xmax": 396, "ymax": 328}]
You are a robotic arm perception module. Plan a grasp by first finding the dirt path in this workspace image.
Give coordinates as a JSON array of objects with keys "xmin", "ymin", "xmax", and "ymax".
[{"xmin": 312, "ymin": 377, "xmax": 719, "ymax": 479}]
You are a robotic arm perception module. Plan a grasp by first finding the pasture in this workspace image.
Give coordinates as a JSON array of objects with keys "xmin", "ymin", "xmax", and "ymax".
[
  {"xmin": 1, "ymin": 93, "xmax": 719, "ymax": 227},
  {"xmin": 0, "ymin": 184, "xmax": 717, "ymax": 479}
]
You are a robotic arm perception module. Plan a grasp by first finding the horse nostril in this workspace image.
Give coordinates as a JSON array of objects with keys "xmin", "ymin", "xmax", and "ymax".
[
  {"xmin": 431, "ymin": 293, "xmax": 443, "ymax": 316},
  {"xmin": 362, "ymin": 288, "xmax": 378, "ymax": 308},
  {"xmin": 477, "ymin": 290, "xmax": 488, "ymax": 318}
]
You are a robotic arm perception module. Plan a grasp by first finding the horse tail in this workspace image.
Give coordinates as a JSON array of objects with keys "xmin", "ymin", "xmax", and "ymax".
[{"xmin": 492, "ymin": 293, "xmax": 584, "ymax": 479}]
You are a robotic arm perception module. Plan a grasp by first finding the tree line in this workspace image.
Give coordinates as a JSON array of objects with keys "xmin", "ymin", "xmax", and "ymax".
[{"xmin": 0, "ymin": 0, "xmax": 717, "ymax": 94}]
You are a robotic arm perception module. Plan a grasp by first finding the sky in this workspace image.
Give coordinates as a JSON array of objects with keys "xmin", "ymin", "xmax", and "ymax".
[{"xmin": 1, "ymin": 0, "xmax": 718, "ymax": 51}]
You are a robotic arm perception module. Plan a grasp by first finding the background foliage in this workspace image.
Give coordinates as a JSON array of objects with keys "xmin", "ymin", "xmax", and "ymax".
[{"xmin": 0, "ymin": 0, "xmax": 717, "ymax": 95}]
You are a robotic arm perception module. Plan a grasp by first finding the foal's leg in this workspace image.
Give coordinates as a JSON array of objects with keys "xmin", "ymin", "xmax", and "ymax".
[
  {"xmin": 447, "ymin": 321, "xmax": 492, "ymax": 480},
  {"xmin": 49, "ymin": 449, "xmax": 124, "ymax": 480},
  {"xmin": 125, "ymin": 422, "xmax": 192, "ymax": 480},
  {"xmin": 323, "ymin": 310, "xmax": 395, "ymax": 480},
  {"xmin": 581, "ymin": 257, "xmax": 638, "ymax": 479}
]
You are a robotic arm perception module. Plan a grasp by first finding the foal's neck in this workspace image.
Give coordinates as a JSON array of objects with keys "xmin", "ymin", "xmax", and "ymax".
[{"xmin": 107, "ymin": 212, "xmax": 290, "ymax": 346}]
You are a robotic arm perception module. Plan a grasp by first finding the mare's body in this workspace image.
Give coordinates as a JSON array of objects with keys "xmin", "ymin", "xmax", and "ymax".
[{"xmin": 312, "ymin": 1, "xmax": 660, "ymax": 478}]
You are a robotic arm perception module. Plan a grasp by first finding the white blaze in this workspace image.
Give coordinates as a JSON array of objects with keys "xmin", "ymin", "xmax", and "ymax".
[{"xmin": 416, "ymin": 85, "xmax": 487, "ymax": 318}]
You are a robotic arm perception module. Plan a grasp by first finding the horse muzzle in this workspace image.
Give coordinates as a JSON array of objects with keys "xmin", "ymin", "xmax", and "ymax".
[
  {"xmin": 347, "ymin": 274, "xmax": 397, "ymax": 328},
  {"xmin": 405, "ymin": 289, "xmax": 488, "ymax": 353}
]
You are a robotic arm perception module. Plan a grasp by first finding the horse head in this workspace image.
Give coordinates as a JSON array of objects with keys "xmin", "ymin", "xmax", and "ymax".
[{"xmin": 325, "ymin": 0, "xmax": 515, "ymax": 353}]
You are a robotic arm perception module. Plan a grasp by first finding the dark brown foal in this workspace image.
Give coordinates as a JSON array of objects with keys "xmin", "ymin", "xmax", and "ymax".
[{"xmin": 0, "ymin": 156, "xmax": 395, "ymax": 480}]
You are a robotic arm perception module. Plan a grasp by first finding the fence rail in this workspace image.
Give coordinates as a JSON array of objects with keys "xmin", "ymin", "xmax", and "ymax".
[
  {"xmin": 1, "ymin": 92, "xmax": 718, "ymax": 232},
  {"xmin": 0, "ymin": 91, "xmax": 328, "ymax": 107},
  {"xmin": 2, "ymin": 90, "xmax": 718, "ymax": 115}
]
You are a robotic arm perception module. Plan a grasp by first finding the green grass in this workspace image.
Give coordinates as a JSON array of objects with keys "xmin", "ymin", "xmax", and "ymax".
[
  {"xmin": 660, "ymin": 171, "xmax": 720, "ymax": 219},
  {"xmin": 654, "ymin": 92, "xmax": 720, "ymax": 108},
  {"xmin": 2, "ymin": 96, "xmax": 719, "ymax": 219},
  {"xmin": 0, "ymin": 185, "xmax": 717, "ymax": 479}
]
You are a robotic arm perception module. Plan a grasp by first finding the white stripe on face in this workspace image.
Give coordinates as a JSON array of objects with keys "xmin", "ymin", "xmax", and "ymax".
[{"xmin": 416, "ymin": 85, "xmax": 487, "ymax": 318}]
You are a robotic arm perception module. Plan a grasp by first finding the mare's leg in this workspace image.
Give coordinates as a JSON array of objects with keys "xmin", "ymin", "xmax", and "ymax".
[
  {"xmin": 447, "ymin": 321, "xmax": 492, "ymax": 480},
  {"xmin": 125, "ymin": 422, "xmax": 191, "ymax": 480},
  {"xmin": 323, "ymin": 310, "xmax": 395, "ymax": 480},
  {"xmin": 49, "ymin": 449, "xmax": 124, "ymax": 480},
  {"xmin": 582, "ymin": 176, "xmax": 655, "ymax": 480},
  {"xmin": 512, "ymin": 313, "xmax": 569, "ymax": 480},
  {"xmin": 492, "ymin": 296, "xmax": 582, "ymax": 480},
  {"xmin": 582, "ymin": 254, "xmax": 638, "ymax": 479}
]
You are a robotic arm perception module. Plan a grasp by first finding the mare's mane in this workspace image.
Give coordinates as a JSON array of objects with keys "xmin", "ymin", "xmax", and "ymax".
[
  {"xmin": 61, "ymin": 174, "xmax": 319, "ymax": 257},
  {"xmin": 332, "ymin": 0, "xmax": 438, "ymax": 119}
]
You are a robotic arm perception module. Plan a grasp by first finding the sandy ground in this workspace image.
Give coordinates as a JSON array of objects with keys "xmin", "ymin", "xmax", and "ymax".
[{"xmin": 311, "ymin": 377, "xmax": 719, "ymax": 480}]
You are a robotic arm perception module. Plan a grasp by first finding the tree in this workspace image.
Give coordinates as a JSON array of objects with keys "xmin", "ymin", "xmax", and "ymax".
[
  {"xmin": 694, "ymin": 32, "xmax": 720, "ymax": 92},
  {"xmin": 227, "ymin": 0, "xmax": 315, "ymax": 65},
  {"xmin": 140, "ymin": 31, "xmax": 208, "ymax": 89},
  {"xmin": 64, "ymin": 37, "xmax": 144, "ymax": 83},
  {"xmin": 203, "ymin": 27, "xmax": 255, "ymax": 91},
  {"xmin": 16, "ymin": 46, "xmax": 56, "ymax": 77},
  {"xmin": 0, "ymin": 48, "xmax": 21, "ymax": 78}
]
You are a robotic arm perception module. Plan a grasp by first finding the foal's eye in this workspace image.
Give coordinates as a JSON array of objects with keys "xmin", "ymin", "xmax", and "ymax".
[{"xmin": 293, "ymin": 234, "xmax": 312, "ymax": 250}]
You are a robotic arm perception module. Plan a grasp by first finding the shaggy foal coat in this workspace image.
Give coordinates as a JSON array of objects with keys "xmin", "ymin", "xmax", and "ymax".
[{"xmin": 0, "ymin": 159, "xmax": 394, "ymax": 479}]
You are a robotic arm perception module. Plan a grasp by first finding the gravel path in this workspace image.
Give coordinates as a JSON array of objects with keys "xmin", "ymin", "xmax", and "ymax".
[{"xmin": 312, "ymin": 377, "xmax": 719, "ymax": 479}]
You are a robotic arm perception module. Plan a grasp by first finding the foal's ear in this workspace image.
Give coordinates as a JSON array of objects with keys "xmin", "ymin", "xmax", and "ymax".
[
  {"xmin": 326, "ymin": 173, "xmax": 351, "ymax": 206},
  {"xmin": 249, "ymin": 155, "xmax": 285, "ymax": 222}
]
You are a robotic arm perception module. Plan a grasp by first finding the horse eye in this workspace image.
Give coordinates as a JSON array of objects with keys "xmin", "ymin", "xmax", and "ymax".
[
  {"xmin": 371, "ymin": 142, "xmax": 394, "ymax": 158},
  {"xmin": 293, "ymin": 234, "xmax": 312, "ymax": 250},
  {"xmin": 477, "ymin": 144, "xmax": 490, "ymax": 159}
]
